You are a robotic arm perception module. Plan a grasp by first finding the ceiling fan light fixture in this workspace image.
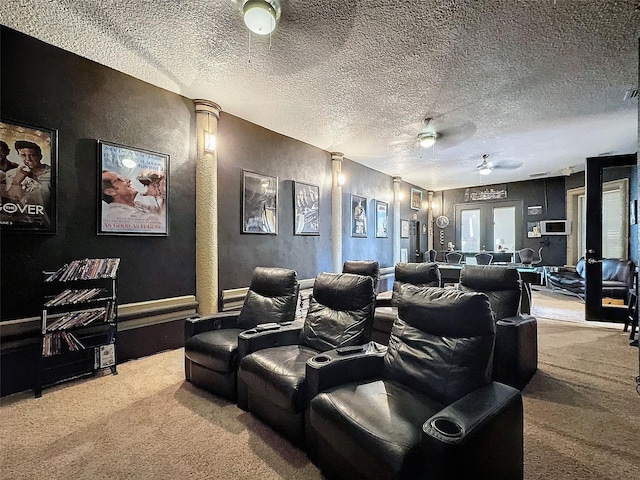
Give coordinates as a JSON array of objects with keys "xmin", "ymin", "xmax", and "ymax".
[
  {"xmin": 418, "ymin": 132, "xmax": 437, "ymax": 148},
  {"xmin": 478, "ymin": 165, "xmax": 492, "ymax": 175},
  {"xmin": 243, "ymin": 0, "xmax": 280, "ymax": 35}
]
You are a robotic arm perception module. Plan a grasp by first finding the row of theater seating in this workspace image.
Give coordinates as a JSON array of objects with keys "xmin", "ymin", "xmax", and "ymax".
[{"xmin": 184, "ymin": 262, "xmax": 536, "ymax": 479}]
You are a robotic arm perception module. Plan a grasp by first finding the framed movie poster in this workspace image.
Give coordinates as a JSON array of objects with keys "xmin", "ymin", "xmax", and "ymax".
[
  {"xmin": 98, "ymin": 140, "xmax": 168, "ymax": 236},
  {"xmin": 401, "ymin": 219, "xmax": 410, "ymax": 238},
  {"xmin": 351, "ymin": 194, "xmax": 367, "ymax": 237},
  {"xmin": 0, "ymin": 119, "xmax": 57, "ymax": 233},
  {"xmin": 375, "ymin": 200, "xmax": 388, "ymax": 238},
  {"xmin": 410, "ymin": 188, "xmax": 422, "ymax": 210},
  {"xmin": 243, "ymin": 170, "xmax": 278, "ymax": 234},
  {"xmin": 293, "ymin": 181, "xmax": 319, "ymax": 235}
]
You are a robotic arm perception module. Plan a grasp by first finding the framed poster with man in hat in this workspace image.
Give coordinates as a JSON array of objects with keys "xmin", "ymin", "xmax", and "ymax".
[{"xmin": 0, "ymin": 119, "xmax": 57, "ymax": 233}]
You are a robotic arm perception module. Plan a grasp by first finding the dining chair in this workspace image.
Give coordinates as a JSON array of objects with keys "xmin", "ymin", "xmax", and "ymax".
[
  {"xmin": 517, "ymin": 247, "xmax": 543, "ymax": 266},
  {"xmin": 475, "ymin": 252, "xmax": 494, "ymax": 265},
  {"xmin": 445, "ymin": 251, "xmax": 463, "ymax": 264}
]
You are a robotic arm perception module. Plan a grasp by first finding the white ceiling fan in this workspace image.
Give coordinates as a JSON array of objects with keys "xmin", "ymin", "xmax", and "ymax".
[{"xmin": 475, "ymin": 154, "xmax": 523, "ymax": 175}]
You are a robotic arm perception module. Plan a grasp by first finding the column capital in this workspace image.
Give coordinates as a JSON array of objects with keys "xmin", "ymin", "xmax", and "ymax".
[
  {"xmin": 331, "ymin": 152, "xmax": 344, "ymax": 162},
  {"xmin": 393, "ymin": 176, "xmax": 402, "ymax": 184},
  {"xmin": 194, "ymin": 99, "xmax": 222, "ymax": 118}
]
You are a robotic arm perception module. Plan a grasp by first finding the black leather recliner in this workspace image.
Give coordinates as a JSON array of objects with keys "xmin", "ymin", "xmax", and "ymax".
[
  {"xmin": 306, "ymin": 285, "xmax": 524, "ymax": 480},
  {"xmin": 184, "ymin": 267, "xmax": 299, "ymax": 400},
  {"xmin": 342, "ymin": 260, "xmax": 380, "ymax": 292},
  {"xmin": 373, "ymin": 262, "xmax": 441, "ymax": 345},
  {"xmin": 236, "ymin": 271, "xmax": 376, "ymax": 445},
  {"xmin": 458, "ymin": 264, "xmax": 537, "ymax": 389}
]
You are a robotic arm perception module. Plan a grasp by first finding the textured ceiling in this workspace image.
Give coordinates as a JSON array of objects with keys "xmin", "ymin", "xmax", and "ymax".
[{"xmin": 2, "ymin": 0, "xmax": 638, "ymax": 190}]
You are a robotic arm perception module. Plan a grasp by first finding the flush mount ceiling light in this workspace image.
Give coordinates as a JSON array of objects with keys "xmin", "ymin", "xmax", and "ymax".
[
  {"xmin": 417, "ymin": 131, "xmax": 437, "ymax": 148},
  {"xmin": 243, "ymin": 0, "xmax": 281, "ymax": 35}
]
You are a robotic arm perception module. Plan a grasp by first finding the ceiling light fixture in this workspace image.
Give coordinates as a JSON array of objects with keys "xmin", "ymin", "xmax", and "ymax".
[
  {"xmin": 417, "ymin": 132, "xmax": 437, "ymax": 148},
  {"xmin": 243, "ymin": 0, "xmax": 281, "ymax": 35},
  {"xmin": 478, "ymin": 164, "xmax": 492, "ymax": 175}
]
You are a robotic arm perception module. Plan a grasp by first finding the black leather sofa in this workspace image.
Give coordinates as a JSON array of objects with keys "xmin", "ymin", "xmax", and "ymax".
[
  {"xmin": 306, "ymin": 285, "xmax": 524, "ymax": 480},
  {"xmin": 373, "ymin": 262, "xmax": 441, "ymax": 344},
  {"xmin": 547, "ymin": 258, "xmax": 635, "ymax": 301}
]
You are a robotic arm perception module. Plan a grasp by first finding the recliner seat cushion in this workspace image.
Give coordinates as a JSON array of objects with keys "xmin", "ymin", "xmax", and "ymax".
[
  {"xmin": 184, "ymin": 328, "xmax": 244, "ymax": 372},
  {"xmin": 236, "ymin": 267, "xmax": 299, "ymax": 329},
  {"xmin": 310, "ymin": 378, "xmax": 443, "ymax": 479},
  {"xmin": 239, "ymin": 345, "xmax": 317, "ymax": 411},
  {"xmin": 300, "ymin": 272, "xmax": 375, "ymax": 351}
]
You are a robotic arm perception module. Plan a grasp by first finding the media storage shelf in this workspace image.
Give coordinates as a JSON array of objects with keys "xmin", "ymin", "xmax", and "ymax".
[{"xmin": 36, "ymin": 258, "xmax": 120, "ymax": 397}]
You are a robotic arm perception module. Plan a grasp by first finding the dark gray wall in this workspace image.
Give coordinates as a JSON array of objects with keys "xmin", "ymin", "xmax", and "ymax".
[
  {"xmin": 341, "ymin": 158, "xmax": 395, "ymax": 268},
  {"xmin": 435, "ymin": 177, "xmax": 569, "ymax": 266},
  {"xmin": 1, "ymin": 27, "xmax": 197, "ymax": 321},
  {"xmin": 216, "ymin": 113, "xmax": 334, "ymax": 289}
]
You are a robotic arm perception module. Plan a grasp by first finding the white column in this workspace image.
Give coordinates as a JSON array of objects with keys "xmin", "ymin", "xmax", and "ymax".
[
  {"xmin": 331, "ymin": 153, "xmax": 344, "ymax": 273},
  {"xmin": 393, "ymin": 177, "xmax": 402, "ymax": 265},
  {"xmin": 427, "ymin": 190, "xmax": 435, "ymax": 251},
  {"xmin": 194, "ymin": 99, "xmax": 221, "ymax": 315}
]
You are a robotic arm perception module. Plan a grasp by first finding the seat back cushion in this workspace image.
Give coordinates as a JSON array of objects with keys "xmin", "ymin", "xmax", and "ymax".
[
  {"xmin": 300, "ymin": 272, "xmax": 375, "ymax": 352},
  {"xmin": 601, "ymin": 259, "xmax": 634, "ymax": 285},
  {"xmin": 458, "ymin": 265, "xmax": 521, "ymax": 320},
  {"xmin": 391, "ymin": 262, "xmax": 441, "ymax": 306},
  {"xmin": 343, "ymin": 260, "xmax": 380, "ymax": 291},
  {"xmin": 236, "ymin": 267, "xmax": 299, "ymax": 329},
  {"xmin": 385, "ymin": 285, "xmax": 495, "ymax": 405}
]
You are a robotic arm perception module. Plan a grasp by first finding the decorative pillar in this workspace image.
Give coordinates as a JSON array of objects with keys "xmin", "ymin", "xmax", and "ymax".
[
  {"xmin": 331, "ymin": 152, "xmax": 344, "ymax": 273},
  {"xmin": 393, "ymin": 177, "xmax": 402, "ymax": 265},
  {"xmin": 194, "ymin": 99, "xmax": 221, "ymax": 315},
  {"xmin": 427, "ymin": 190, "xmax": 435, "ymax": 251}
]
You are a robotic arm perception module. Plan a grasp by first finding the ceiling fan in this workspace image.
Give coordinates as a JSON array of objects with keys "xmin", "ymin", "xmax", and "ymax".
[
  {"xmin": 389, "ymin": 115, "xmax": 477, "ymax": 152},
  {"xmin": 475, "ymin": 154, "xmax": 523, "ymax": 175}
]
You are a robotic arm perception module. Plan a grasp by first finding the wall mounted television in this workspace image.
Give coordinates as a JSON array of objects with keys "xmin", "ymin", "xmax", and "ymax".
[{"xmin": 540, "ymin": 219, "xmax": 571, "ymax": 235}]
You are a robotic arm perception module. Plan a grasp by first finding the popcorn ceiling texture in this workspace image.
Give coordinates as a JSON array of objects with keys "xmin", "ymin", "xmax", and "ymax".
[{"xmin": 1, "ymin": 0, "xmax": 638, "ymax": 190}]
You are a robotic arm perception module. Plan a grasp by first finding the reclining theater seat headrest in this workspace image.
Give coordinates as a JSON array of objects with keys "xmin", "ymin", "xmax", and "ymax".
[
  {"xmin": 236, "ymin": 267, "xmax": 299, "ymax": 329},
  {"xmin": 300, "ymin": 272, "xmax": 376, "ymax": 352},
  {"xmin": 392, "ymin": 262, "xmax": 441, "ymax": 306},
  {"xmin": 459, "ymin": 264, "xmax": 522, "ymax": 320},
  {"xmin": 385, "ymin": 285, "xmax": 496, "ymax": 405},
  {"xmin": 342, "ymin": 260, "xmax": 380, "ymax": 290}
]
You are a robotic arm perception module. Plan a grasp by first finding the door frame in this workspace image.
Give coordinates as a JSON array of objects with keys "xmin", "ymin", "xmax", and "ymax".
[{"xmin": 585, "ymin": 153, "xmax": 636, "ymax": 321}]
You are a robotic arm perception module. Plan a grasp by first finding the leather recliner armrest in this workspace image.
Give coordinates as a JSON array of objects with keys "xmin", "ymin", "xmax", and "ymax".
[
  {"xmin": 496, "ymin": 314, "xmax": 536, "ymax": 328},
  {"xmin": 237, "ymin": 321, "xmax": 304, "ymax": 359},
  {"xmin": 305, "ymin": 342, "xmax": 387, "ymax": 402},
  {"xmin": 184, "ymin": 312, "xmax": 241, "ymax": 341},
  {"xmin": 421, "ymin": 382, "xmax": 523, "ymax": 479}
]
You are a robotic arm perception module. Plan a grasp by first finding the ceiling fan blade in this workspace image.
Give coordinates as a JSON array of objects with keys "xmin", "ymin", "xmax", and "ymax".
[
  {"xmin": 433, "ymin": 121, "xmax": 477, "ymax": 149},
  {"xmin": 493, "ymin": 160, "xmax": 524, "ymax": 170}
]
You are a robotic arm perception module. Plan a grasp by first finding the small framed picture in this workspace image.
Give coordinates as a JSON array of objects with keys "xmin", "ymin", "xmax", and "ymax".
[
  {"xmin": 630, "ymin": 200, "xmax": 637, "ymax": 225},
  {"xmin": 410, "ymin": 188, "xmax": 422, "ymax": 210},
  {"xmin": 242, "ymin": 170, "xmax": 278, "ymax": 234},
  {"xmin": 351, "ymin": 194, "xmax": 367, "ymax": 237},
  {"xmin": 527, "ymin": 221, "xmax": 541, "ymax": 238},
  {"xmin": 400, "ymin": 219, "xmax": 410, "ymax": 238},
  {"xmin": 0, "ymin": 119, "xmax": 58, "ymax": 233},
  {"xmin": 528, "ymin": 205, "xmax": 543, "ymax": 216},
  {"xmin": 375, "ymin": 200, "xmax": 388, "ymax": 238},
  {"xmin": 400, "ymin": 248, "xmax": 408, "ymax": 263},
  {"xmin": 98, "ymin": 140, "xmax": 168, "ymax": 236},
  {"xmin": 293, "ymin": 181, "xmax": 319, "ymax": 235}
]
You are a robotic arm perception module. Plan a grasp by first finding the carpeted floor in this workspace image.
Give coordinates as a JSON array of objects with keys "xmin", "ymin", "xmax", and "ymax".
[{"xmin": 1, "ymin": 291, "xmax": 638, "ymax": 479}]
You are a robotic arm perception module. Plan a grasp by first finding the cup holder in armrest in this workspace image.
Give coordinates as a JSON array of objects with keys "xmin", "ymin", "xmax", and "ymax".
[
  {"xmin": 243, "ymin": 329, "xmax": 258, "ymax": 336},
  {"xmin": 311, "ymin": 355, "xmax": 331, "ymax": 364},
  {"xmin": 499, "ymin": 319, "xmax": 515, "ymax": 325},
  {"xmin": 430, "ymin": 417, "xmax": 464, "ymax": 438}
]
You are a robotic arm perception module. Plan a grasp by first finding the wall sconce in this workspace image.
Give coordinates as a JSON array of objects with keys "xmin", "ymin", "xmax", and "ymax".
[
  {"xmin": 337, "ymin": 173, "xmax": 345, "ymax": 186},
  {"xmin": 204, "ymin": 111, "xmax": 216, "ymax": 152}
]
